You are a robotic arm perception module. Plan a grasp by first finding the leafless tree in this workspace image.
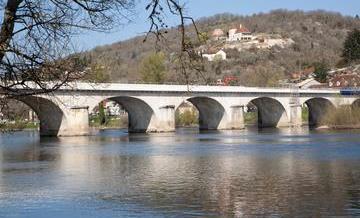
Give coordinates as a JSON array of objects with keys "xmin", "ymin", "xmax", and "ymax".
[{"xmin": 0, "ymin": 0, "xmax": 199, "ymax": 97}]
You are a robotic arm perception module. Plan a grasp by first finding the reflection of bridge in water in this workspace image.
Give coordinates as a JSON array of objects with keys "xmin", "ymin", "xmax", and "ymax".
[
  {"xmin": 0, "ymin": 129, "xmax": 358, "ymax": 216},
  {"xmin": 10, "ymin": 83, "xmax": 360, "ymax": 136}
]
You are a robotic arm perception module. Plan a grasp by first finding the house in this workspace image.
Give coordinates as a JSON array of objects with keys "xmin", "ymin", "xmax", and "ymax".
[
  {"xmin": 202, "ymin": 49, "xmax": 227, "ymax": 62},
  {"xmin": 212, "ymin": 28, "xmax": 225, "ymax": 40},
  {"xmin": 296, "ymin": 78, "xmax": 321, "ymax": 89},
  {"xmin": 91, "ymin": 100, "xmax": 127, "ymax": 116},
  {"xmin": 328, "ymin": 74, "xmax": 360, "ymax": 88},
  {"xmin": 104, "ymin": 101, "xmax": 127, "ymax": 116},
  {"xmin": 227, "ymin": 24, "xmax": 253, "ymax": 42}
]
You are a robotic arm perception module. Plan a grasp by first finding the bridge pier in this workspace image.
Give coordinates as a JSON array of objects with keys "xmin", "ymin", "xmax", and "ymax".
[
  {"xmin": 151, "ymin": 105, "xmax": 176, "ymax": 132},
  {"xmin": 57, "ymin": 107, "xmax": 90, "ymax": 137},
  {"xmin": 289, "ymin": 103, "xmax": 303, "ymax": 127},
  {"xmin": 226, "ymin": 105, "xmax": 245, "ymax": 129}
]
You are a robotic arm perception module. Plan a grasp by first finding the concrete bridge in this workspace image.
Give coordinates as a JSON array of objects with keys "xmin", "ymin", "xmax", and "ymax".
[{"xmin": 10, "ymin": 83, "xmax": 360, "ymax": 136}]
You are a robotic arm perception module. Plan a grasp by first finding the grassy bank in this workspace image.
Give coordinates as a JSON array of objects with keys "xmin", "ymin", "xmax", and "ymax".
[
  {"xmin": 321, "ymin": 106, "xmax": 360, "ymax": 129},
  {"xmin": 90, "ymin": 115, "xmax": 128, "ymax": 129},
  {"xmin": 0, "ymin": 121, "xmax": 39, "ymax": 131}
]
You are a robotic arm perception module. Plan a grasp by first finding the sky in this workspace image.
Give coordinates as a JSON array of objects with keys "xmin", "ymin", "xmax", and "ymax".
[{"xmin": 74, "ymin": 0, "xmax": 360, "ymax": 51}]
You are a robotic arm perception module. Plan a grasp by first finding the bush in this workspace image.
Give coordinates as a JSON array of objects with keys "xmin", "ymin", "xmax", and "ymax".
[{"xmin": 175, "ymin": 110, "xmax": 198, "ymax": 126}]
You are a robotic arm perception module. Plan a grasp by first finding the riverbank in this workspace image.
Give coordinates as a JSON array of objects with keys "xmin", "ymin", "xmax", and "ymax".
[
  {"xmin": 320, "ymin": 106, "xmax": 360, "ymax": 130},
  {"xmin": 0, "ymin": 122, "xmax": 38, "ymax": 131}
]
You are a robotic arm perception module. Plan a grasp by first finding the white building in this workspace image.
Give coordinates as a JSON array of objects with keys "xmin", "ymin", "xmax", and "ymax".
[
  {"xmin": 202, "ymin": 50, "xmax": 227, "ymax": 62},
  {"xmin": 227, "ymin": 24, "xmax": 253, "ymax": 42},
  {"xmin": 296, "ymin": 78, "xmax": 321, "ymax": 89},
  {"xmin": 105, "ymin": 101, "xmax": 127, "ymax": 116}
]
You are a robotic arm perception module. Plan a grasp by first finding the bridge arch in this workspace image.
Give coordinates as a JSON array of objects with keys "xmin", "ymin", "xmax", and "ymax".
[
  {"xmin": 248, "ymin": 97, "xmax": 288, "ymax": 128},
  {"xmin": 14, "ymin": 96, "xmax": 64, "ymax": 136},
  {"xmin": 352, "ymin": 98, "xmax": 360, "ymax": 108},
  {"xmin": 95, "ymin": 96, "xmax": 154, "ymax": 133},
  {"xmin": 303, "ymin": 97, "xmax": 335, "ymax": 127},
  {"xmin": 185, "ymin": 97, "xmax": 225, "ymax": 130}
]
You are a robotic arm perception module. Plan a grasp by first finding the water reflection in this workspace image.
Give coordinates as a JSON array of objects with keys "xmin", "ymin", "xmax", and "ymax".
[{"xmin": 0, "ymin": 128, "xmax": 360, "ymax": 217}]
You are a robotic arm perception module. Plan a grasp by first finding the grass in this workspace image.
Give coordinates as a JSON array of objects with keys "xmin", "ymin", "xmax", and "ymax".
[
  {"xmin": 244, "ymin": 112, "xmax": 257, "ymax": 125},
  {"xmin": 321, "ymin": 106, "xmax": 360, "ymax": 128},
  {"xmin": 90, "ymin": 115, "xmax": 128, "ymax": 128},
  {"xmin": 302, "ymin": 107, "xmax": 309, "ymax": 123},
  {"xmin": 0, "ymin": 121, "xmax": 39, "ymax": 130}
]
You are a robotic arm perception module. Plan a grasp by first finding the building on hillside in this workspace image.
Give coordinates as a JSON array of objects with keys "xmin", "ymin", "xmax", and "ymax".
[
  {"xmin": 328, "ymin": 74, "xmax": 360, "ymax": 88},
  {"xmin": 296, "ymin": 78, "xmax": 321, "ymax": 89},
  {"xmin": 227, "ymin": 24, "xmax": 253, "ymax": 42},
  {"xmin": 91, "ymin": 100, "xmax": 127, "ymax": 116},
  {"xmin": 202, "ymin": 49, "xmax": 227, "ymax": 62},
  {"xmin": 216, "ymin": 75, "xmax": 239, "ymax": 86},
  {"xmin": 104, "ymin": 101, "xmax": 127, "ymax": 116},
  {"xmin": 212, "ymin": 28, "xmax": 226, "ymax": 40}
]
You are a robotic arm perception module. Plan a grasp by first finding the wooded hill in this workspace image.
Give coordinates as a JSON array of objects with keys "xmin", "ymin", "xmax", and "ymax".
[{"xmin": 78, "ymin": 10, "xmax": 360, "ymax": 86}]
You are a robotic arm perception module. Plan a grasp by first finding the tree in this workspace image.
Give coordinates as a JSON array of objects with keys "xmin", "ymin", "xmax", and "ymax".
[
  {"xmin": 98, "ymin": 102, "xmax": 106, "ymax": 125},
  {"xmin": 83, "ymin": 63, "xmax": 110, "ymax": 83},
  {"xmin": 240, "ymin": 63, "xmax": 285, "ymax": 87},
  {"xmin": 140, "ymin": 52, "xmax": 167, "ymax": 83},
  {"xmin": 0, "ymin": 0, "xmax": 196, "ymax": 97},
  {"xmin": 342, "ymin": 29, "xmax": 360, "ymax": 64},
  {"xmin": 313, "ymin": 62, "xmax": 329, "ymax": 83}
]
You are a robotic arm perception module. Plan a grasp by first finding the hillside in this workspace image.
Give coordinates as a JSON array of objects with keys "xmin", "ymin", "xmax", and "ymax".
[{"xmin": 78, "ymin": 10, "xmax": 360, "ymax": 86}]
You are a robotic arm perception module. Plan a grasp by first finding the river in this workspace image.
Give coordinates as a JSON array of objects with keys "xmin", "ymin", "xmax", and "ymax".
[{"xmin": 0, "ymin": 128, "xmax": 360, "ymax": 217}]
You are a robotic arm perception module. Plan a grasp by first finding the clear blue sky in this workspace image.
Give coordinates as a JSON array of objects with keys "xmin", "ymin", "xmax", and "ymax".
[{"xmin": 74, "ymin": 0, "xmax": 360, "ymax": 51}]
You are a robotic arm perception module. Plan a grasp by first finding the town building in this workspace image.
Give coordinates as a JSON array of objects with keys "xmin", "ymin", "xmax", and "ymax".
[
  {"xmin": 202, "ymin": 49, "xmax": 227, "ymax": 62},
  {"xmin": 296, "ymin": 78, "xmax": 321, "ymax": 89},
  {"xmin": 104, "ymin": 101, "xmax": 127, "ymax": 116},
  {"xmin": 227, "ymin": 24, "xmax": 253, "ymax": 42},
  {"xmin": 329, "ymin": 74, "xmax": 360, "ymax": 88},
  {"xmin": 211, "ymin": 28, "xmax": 226, "ymax": 40}
]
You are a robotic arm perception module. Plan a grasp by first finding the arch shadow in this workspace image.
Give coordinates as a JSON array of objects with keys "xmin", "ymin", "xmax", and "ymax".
[
  {"xmin": 186, "ymin": 97, "xmax": 225, "ymax": 130},
  {"xmin": 249, "ymin": 97, "xmax": 287, "ymax": 128},
  {"xmin": 14, "ymin": 96, "xmax": 64, "ymax": 136},
  {"xmin": 352, "ymin": 99, "xmax": 360, "ymax": 108},
  {"xmin": 109, "ymin": 96, "xmax": 154, "ymax": 133},
  {"xmin": 304, "ymin": 97, "xmax": 335, "ymax": 127}
]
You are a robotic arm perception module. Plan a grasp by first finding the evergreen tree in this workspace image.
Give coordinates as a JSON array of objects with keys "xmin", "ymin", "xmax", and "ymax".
[
  {"xmin": 98, "ymin": 102, "xmax": 107, "ymax": 125},
  {"xmin": 313, "ymin": 62, "xmax": 329, "ymax": 83},
  {"xmin": 342, "ymin": 29, "xmax": 360, "ymax": 63}
]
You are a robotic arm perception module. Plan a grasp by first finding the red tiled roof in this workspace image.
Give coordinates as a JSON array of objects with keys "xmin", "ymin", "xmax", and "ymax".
[
  {"xmin": 236, "ymin": 27, "xmax": 250, "ymax": 33},
  {"xmin": 329, "ymin": 74, "xmax": 360, "ymax": 87}
]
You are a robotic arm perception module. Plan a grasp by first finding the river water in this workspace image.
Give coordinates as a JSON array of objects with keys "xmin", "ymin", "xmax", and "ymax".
[{"xmin": 0, "ymin": 128, "xmax": 360, "ymax": 217}]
